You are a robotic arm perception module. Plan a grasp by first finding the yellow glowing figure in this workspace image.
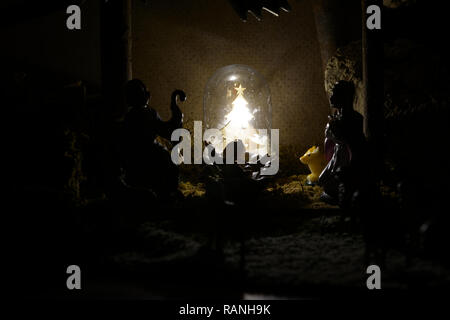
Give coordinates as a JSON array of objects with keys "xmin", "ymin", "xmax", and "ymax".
[{"xmin": 299, "ymin": 146, "xmax": 327, "ymax": 184}]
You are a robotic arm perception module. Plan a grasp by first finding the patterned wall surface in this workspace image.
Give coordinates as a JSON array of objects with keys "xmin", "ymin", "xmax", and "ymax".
[{"xmin": 132, "ymin": 0, "xmax": 330, "ymax": 157}]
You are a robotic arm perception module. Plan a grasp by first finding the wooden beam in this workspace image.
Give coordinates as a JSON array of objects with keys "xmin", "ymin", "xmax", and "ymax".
[
  {"xmin": 361, "ymin": 0, "xmax": 383, "ymax": 141},
  {"xmin": 100, "ymin": 0, "xmax": 132, "ymax": 117}
]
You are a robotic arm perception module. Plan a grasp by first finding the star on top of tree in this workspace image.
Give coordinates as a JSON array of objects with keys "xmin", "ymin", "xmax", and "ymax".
[{"xmin": 234, "ymin": 84, "xmax": 246, "ymax": 96}]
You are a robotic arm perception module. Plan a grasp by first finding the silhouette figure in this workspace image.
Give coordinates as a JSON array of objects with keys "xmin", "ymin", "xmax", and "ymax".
[
  {"xmin": 318, "ymin": 81, "xmax": 366, "ymax": 207},
  {"xmin": 121, "ymin": 79, "xmax": 186, "ymax": 198}
]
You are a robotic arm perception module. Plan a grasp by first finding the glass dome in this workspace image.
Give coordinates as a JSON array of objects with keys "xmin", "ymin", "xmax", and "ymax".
[{"xmin": 203, "ymin": 64, "xmax": 272, "ymax": 157}]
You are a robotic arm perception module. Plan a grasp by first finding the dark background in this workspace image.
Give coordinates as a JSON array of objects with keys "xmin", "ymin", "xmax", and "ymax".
[{"xmin": 3, "ymin": 0, "xmax": 450, "ymax": 300}]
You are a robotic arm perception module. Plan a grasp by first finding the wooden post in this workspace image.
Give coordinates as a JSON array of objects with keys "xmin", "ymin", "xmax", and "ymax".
[
  {"xmin": 361, "ymin": 0, "xmax": 383, "ymax": 141},
  {"xmin": 124, "ymin": 0, "xmax": 133, "ymax": 83},
  {"xmin": 100, "ymin": 0, "xmax": 132, "ymax": 117}
]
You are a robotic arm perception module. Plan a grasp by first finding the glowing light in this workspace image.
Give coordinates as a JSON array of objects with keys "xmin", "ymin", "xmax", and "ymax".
[
  {"xmin": 203, "ymin": 64, "xmax": 272, "ymax": 159},
  {"xmin": 220, "ymin": 84, "xmax": 267, "ymax": 156},
  {"xmin": 224, "ymin": 85, "xmax": 253, "ymax": 130}
]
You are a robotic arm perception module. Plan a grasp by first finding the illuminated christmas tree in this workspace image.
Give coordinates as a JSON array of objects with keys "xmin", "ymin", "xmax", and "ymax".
[
  {"xmin": 221, "ymin": 84, "xmax": 268, "ymax": 155},
  {"xmin": 224, "ymin": 84, "xmax": 254, "ymax": 136}
]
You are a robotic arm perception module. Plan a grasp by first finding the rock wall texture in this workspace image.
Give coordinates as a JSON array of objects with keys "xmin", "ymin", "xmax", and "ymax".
[
  {"xmin": 324, "ymin": 41, "xmax": 363, "ymax": 115},
  {"xmin": 323, "ymin": 0, "xmax": 449, "ymax": 190},
  {"xmin": 325, "ymin": 0, "xmax": 449, "ymax": 121}
]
